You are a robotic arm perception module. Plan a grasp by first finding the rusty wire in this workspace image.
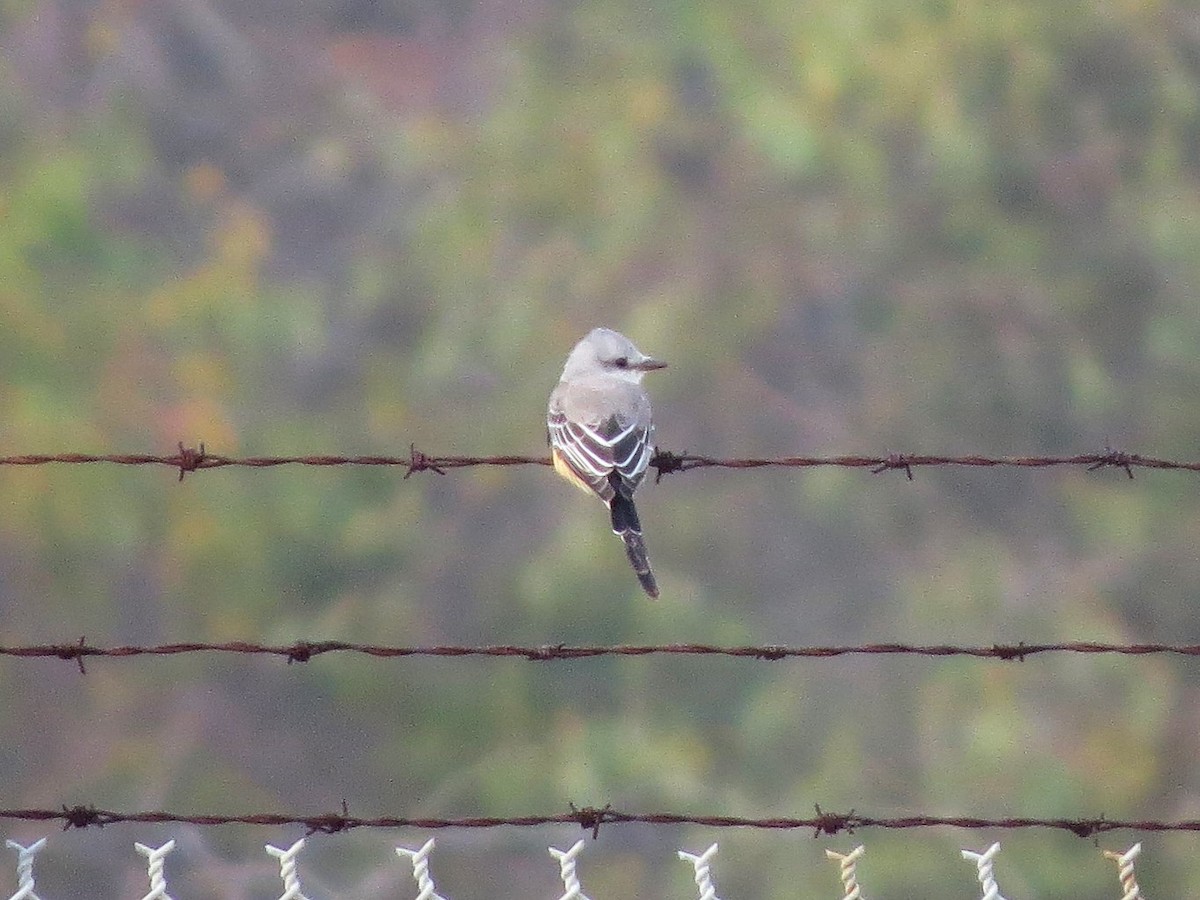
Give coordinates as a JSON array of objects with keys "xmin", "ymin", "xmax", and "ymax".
[
  {"xmin": 1, "ymin": 640, "xmax": 1197, "ymax": 675},
  {"xmin": 0, "ymin": 444, "xmax": 1189, "ymax": 481},
  {"xmin": 0, "ymin": 804, "xmax": 1194, "ymax": 838},
  {"xmin": 2, "ymin": 445, "xmax": 1193, "ymax": 843}
]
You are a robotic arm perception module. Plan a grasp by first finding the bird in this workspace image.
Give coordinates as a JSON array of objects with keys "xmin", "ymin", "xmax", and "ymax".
[{"xmin": 547, "ymin": 327, "xmax": 667, "ymax": 598}]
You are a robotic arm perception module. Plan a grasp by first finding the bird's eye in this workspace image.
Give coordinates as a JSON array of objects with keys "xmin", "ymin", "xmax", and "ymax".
[{"xmin": 614, "ymin": 357, "xmax": 629, "ymax": 368}]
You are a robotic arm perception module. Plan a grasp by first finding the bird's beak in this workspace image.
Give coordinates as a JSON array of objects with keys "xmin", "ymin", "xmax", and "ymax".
[{"xmin": 636, "ymin": 357, "xmax": 667, "ymax": 371}]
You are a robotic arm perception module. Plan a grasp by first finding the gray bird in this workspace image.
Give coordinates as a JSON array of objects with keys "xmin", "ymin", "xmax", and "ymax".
[{"xmin": 547, "ymin": 328, "xmax": 667, "ymax": 598}]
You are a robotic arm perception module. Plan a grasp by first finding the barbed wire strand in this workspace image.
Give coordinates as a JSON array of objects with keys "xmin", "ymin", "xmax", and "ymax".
[
  {"xmin": 0, "ymin": 445, "xmax": 1191, "ymax": 481},
  {"xmin": 1, "ymin": 805, "xmax": 1196, "ymax": 838},
  {"xmin": 1, "ymin": 640, "xmax": 1197, "ymax": 675}
]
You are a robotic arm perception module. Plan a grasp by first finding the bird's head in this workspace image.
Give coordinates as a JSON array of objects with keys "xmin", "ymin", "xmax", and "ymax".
[{"xmin": 561, "ymin": 327, "xmax": 667, "ymax": 383}]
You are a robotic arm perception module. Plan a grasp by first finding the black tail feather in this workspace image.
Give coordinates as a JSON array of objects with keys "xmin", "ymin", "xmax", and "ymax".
[
  {"xmin": 621, "ymin": 531, "xmax": 659, "ymax": 598},
  {"xmin": 610, "ymin": 493, "xmax": 658, "ymax": 599},
  {"xmin": 609, "ymin": 489, "xmax": 642, "ymax": 534}
]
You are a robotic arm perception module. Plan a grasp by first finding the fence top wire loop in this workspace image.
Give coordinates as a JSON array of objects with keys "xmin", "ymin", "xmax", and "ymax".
[
  {"xmin": 2, "ymin": 640, "xmax": 1197, "ymax": 671},
  {"xmin": 4, "ymin": 445, "xmax": 1200, "ymax": 478},
  {"xmin": 0, "ymin": 806, "xmax": 1195, "ymax": 836}
]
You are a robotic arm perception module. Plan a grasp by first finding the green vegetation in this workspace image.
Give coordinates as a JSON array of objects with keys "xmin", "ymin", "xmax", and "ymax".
[{"xmin": 1, "ymin": 1, "xmax": 1198, "ymax": 895}]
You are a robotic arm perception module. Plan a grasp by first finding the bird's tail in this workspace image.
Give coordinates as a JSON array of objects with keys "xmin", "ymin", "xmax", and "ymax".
[{"xmin": 610, "ymin": 493, "xmax": 659, "ymax": 599}]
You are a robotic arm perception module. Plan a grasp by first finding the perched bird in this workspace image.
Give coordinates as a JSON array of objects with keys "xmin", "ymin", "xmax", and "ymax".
[{"xmin": 547, "ymin": 327, "xmax": 667, "ymax": 598}]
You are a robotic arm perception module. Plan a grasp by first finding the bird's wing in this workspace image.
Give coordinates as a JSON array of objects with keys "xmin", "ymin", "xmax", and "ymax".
[
  {"xmin": 605, "ymin": 416, "xmax": 653, "ymax": 496},
  {"xmin": 548, "ymin": 384, "xmax": 653, "ymax": 502},
  {"xmin": 548, "ymin": 411, "xmax": 616, "ymax": 501}
]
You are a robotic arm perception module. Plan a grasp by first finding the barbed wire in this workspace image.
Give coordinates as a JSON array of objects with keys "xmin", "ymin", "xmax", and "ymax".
[
  {"xmin": 3, "ymin": 640, "xmax": 1197, "ymax": 674},
  {"xmin": 0, "ymin": 804, "xmax": 1194, "ymax": 838},
  {"xmin": 0, "ymin": 444, "xmax": 1191, "ymax": 481}
]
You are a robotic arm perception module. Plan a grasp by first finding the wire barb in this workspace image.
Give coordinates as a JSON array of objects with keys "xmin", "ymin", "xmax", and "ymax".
[
  {"xmin": 404, "ymin": 445, "xmax": 446, "ymax": 479},
  {"xmin": 5, "ymin": 838, "xmax": 46, "ymax": 900},
  {"xmin": 871, "ymin": 453, "xmax": 913, "ymax": 480},
  {"xmin": 59, "ymin": 804, "xmax": 110, "ymax": 830},
  {"xmin": 1103, "ymin": 843, "xmax": 1144, "ymax": 900},
  {"xmin": 549, "ymin": 840, "xmax": 591, "ymax": 900},
  {"xmin": 569, "ymin": 803, "xmax": 614, "ymax": 839},
  {"xmin": 396, "ymin": 838, "xmax": 447, "ymax": 900},
  {"xmin": 57, "ymin": 637, "xmax": 89, "ymax": 675},
  {"xmin": 134, "ymin": 840, "xmax": 176, "ymax": 900},
  {"xmin": 678, "ymin": 843, "xmax": 722, "ymax": 900},
  {"xmin": 266, "ymin": 839, "xmax": 311, "ymax": 900},
  {"xmin": 175, "ymin": 442, "xmax": 206, "ymax": 481},
  {"xmin": 962, "ymin": 843, "xmax": 1008, "ymax": 900},
  {"xmin": 650, "ymin": 448, "xmax": 689, "ymax": 481},
  {"xmin": 813, "ymin": 804, "xmax": 855, "ymax": 837},
  {"xmin": 825, "ymin": 845, "xmax": 866, "ymax": 900},
  {"xmin": 1088, "ymin": 447, "xmax": 1136, "ymax": 479},
  {"xmin": 302, "ymin": 800, "xmax": 353, "ymax": 836}
]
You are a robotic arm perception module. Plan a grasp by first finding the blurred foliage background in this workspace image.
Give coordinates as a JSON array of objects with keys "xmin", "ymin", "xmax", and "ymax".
[{"xmin": 1, "ymin": 0, "xmax": 1200, "ymax": 896}]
